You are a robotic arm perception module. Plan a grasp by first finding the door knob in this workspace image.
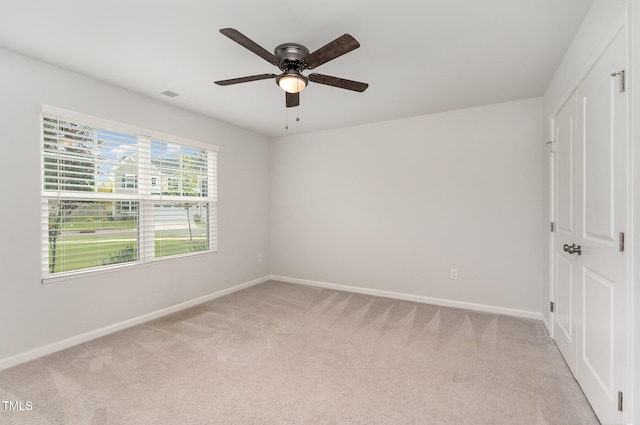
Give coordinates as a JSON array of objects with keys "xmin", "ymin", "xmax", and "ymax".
[{"xmin": 563, "ymin": 243, "xmax": 582, "ymax": 255}]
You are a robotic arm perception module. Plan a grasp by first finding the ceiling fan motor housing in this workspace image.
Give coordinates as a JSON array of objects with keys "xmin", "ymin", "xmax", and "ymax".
[{"xmin": 274, "ymin": 43, "xmax": 309, "ymax": 72}]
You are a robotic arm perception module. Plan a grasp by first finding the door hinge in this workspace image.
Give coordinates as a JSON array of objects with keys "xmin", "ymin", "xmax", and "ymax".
[
  {"xmin": 618, "ymin": 391, "xmax": 623, "ymax": 411},
  {"xmin": 619, "ymin": 232, "xmax": 625, "ymax": 252},
  {"xmin": 550, "ymin": 222, "xmax": 555, "ymax": 232},
  {"xmin": 550, "ymin": 302, "xmax": 555, "ymax": 313},
  {"xmin": 612, "ymin": 70, "xmax": 625, "ymax": 92}
]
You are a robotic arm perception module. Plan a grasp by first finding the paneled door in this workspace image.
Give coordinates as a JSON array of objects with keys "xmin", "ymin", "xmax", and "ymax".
[
  {"xmin": 552, "ymin": 91, "xmax": 577, "ymax": 375},
  {"xmin": 575, "ymin": 28, "xmax": 627, "ymax": 424},
  {"xmin": 552, "ymin": 27, "xmax": 627, "ymax": 424}
]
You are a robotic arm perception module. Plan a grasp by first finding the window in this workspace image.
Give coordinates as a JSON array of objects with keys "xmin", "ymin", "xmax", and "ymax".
[
  {"xmin": 119, "ymin": 201, "xmax": 138, "ymax": 215},
  {"xmin": 41, "ymin": 106, "xmax": 217, "ymax": 281},
  {"xmin": 122, "ymin": 174, "xmax": 137, "ymax": 189}
]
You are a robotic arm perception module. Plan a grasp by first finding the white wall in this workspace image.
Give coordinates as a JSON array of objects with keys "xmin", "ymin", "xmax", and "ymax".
[
  {"xmin": 542, "ymin": 0, "xmax": 639, "ymax": 421},
  {"xmin": 0, "ymin": 48, "xmax": 271, "ymax": 366},
  {"xmin": 270, "ymin": 98, "xmax": 544, "ymax": 315}
]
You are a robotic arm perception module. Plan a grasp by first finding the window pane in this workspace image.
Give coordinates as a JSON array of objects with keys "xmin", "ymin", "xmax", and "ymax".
[
  {"xmin": 154, "ymin": 202, "xmax": 208, "ymax": 258},
  {"xmin": 151, "ymin": 140, "xmax": 208, "ymax": 197},
  {"xmin": 47, "ymin": 199, "xmax": 139, "ymax": 274},
  {"xmin": 43, "ymin": 117, "xmax": 138, "ymax": 194}
]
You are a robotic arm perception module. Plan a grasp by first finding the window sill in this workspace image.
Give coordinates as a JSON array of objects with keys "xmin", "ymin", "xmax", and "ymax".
[{"xmin": 41, "ymin": 250, "xmax": 218, "ymax": 284}]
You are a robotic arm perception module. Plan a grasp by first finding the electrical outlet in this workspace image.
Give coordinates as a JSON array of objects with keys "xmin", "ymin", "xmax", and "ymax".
[
  {"xmin": 450, "ymin": 268, "xmax": 458, "ymax": 280},
  {"xmin": 257, "ymin": 254, "xmax": 262, "ymax": 263}
]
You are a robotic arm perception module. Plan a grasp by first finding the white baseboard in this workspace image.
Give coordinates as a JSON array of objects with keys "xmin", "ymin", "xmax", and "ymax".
[
  {"xmin": 0, "ymin": 275, "xmax": 270, "ymax": 371},
  {"xmin": 270, "ymin": 275, "xmax": 544, "ymax": 322},
  {"xmin": 541, "ymin": 314, "xmax": 552, "ymax": 336}
]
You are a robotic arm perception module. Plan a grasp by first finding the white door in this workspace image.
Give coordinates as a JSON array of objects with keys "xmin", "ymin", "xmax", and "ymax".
[
  {"xmin": 551, "ymin": 27, "xmax": 628, "ymax": 424},
  {"xmin": 574, "ymin": 28, "xmax": 627, "ymax": 425},
  {"xmin": 552, "ymin": 91, "xmax": 578, "ymax": 374}
]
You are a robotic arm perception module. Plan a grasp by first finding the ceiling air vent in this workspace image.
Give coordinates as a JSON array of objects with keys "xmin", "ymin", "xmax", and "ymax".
[{"xmin": 160, "ymin": 90, "xmax": 179, "ymax": 98}]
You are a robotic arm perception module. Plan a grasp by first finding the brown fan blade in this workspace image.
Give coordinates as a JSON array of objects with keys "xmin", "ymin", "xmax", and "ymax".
[
  {"xmin": 219, "ymin": 28, "xmax": 281, "ymax": 66},
  {"xmin": 303, "ymin": 34, "xmax": 360, "ymax": 69},
  {"xmin": 308, "ymin": 73, "xmax": 369, "ymax": 92},
  {"xmin": 286, "ymin": 92, "xmax": 300, "ymax": 108},
  {"xmin": 215, "ymin": 73, "xmax": 276, "ymax": 86}
]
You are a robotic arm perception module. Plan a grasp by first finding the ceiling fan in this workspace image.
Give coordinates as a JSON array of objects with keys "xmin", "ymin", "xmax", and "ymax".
[{"xmin": 214, "ymin": 28, "xmax": 369, "ymax": 108}]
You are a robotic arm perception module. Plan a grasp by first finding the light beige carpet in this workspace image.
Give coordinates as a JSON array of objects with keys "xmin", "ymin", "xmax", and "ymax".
[{"xmin": 0, "ymin": 280, "xmax": 599, "ymax": 424}]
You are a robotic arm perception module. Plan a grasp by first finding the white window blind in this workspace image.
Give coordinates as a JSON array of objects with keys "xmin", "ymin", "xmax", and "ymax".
[{"xmin": 41, "ymin": 106, "xmax": 217, "ymax": 281}]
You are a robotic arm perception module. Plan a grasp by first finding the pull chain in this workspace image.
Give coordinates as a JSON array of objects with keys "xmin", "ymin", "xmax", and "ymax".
[{"xmin": 284, "ymin": 100, "xmax": 300, "ymax": 130}]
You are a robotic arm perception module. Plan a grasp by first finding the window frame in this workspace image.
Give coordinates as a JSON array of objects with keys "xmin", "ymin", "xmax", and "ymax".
[{"xmin": 40, "ymin": 105, "xmax": 218, "ymax": 283}]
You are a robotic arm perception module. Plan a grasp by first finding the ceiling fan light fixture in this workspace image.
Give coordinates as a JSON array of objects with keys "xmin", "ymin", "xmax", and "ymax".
[{"xmin": 277, "ymin": 73, "xmax": 308, "ymax": 94}]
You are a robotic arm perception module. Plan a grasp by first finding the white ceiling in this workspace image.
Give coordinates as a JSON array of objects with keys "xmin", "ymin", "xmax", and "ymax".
[{"xmin": 0, "ymin": 0, "xmax": 593, "ymax": 138}]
